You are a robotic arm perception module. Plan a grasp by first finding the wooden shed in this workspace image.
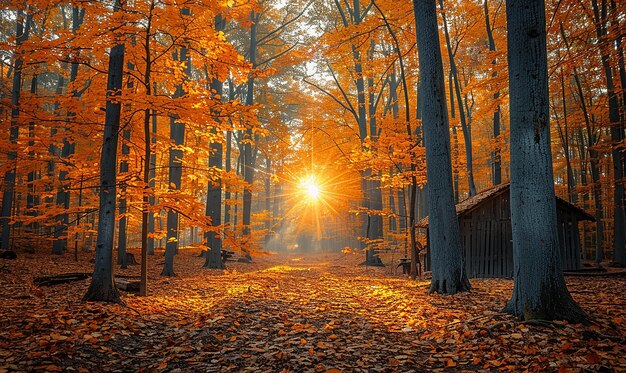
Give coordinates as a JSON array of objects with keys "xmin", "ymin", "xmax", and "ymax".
[{"xmin": 418, "ymin": 183, "xmax": 595, "ymax": 278}]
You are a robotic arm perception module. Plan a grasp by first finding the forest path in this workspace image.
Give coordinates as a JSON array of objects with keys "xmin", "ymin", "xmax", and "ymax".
[{"xmin": 1, "ymin": 251, "xmax": 625, "ymax": 372}]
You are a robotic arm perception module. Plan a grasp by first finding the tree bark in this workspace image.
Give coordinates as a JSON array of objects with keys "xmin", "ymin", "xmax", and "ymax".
[
  {"xmin": 1, "ymin": 10, "xmax": 32, "ymax": 251},
  {"xmin": 83, "ymin": 0, "xmax": 125, "ymax": 303},
  {"xmin": 53, "ymin": 6, "xmax": 84, "ymax": 255},
  {"xmin": 140, "ymin": 0, "xmax": 156, "ymax": 295},
  {"xmin": 413, "ymin": 0, "xmax": 470, "ymax": 294},
  {"xmin": 484, "ymin": 0, "xmax": 502, "ymax": 186},
  {"xmin": 560, "ymin": 23, "xmax": 604, "ymax": 265},
  {"xmin": 439, "ymin": 0, "xmax": 477, "ymax": 197},
  {"xmin": 503, "ymin": 0, "xmax": 586, "ymax": 322},
  {"xmin": 241, "ymin": 10, "xmax": 259, "ymax": 261},
  {"xmin": 162, "ymin": 8, "xmax": 191, "ymax": 276},
  {"xmin": 147, "ymin": 85, "xmax": 157, "ymax": 256},
  {"xmin": 204, "ymin": 14, "xmax": 226, "ymax": 270},
  {"xmin": 26, "ymin": 75, "xmax": 39, "ymax": 232}
]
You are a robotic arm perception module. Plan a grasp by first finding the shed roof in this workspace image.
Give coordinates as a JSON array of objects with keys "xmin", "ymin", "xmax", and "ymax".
[{"xmin": 416, "ymin": 183, "xmax": 595, "ymax": 228}]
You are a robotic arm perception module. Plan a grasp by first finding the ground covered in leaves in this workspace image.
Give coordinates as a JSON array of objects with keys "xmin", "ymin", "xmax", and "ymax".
[{"xmin": 1, "ymin": 250, "xmax": 625, "ymax": 372}]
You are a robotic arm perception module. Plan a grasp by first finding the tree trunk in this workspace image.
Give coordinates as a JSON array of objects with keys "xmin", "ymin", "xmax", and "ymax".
[
  {"xmin": 334, "ymin": 0, "xmax": 372, "ymax": 264},
  {"xmin": 162, "ymin": 10, "xmax": 191, "ymax": 276},
  {"xmin": 613, "ymin": 0, "xmax": 626, "ymax": 266},
  {"xmin": 26, "ymin": 75, "xmax": 39, "ymax": 232},
  {"xmin": 365, "ymin": 38, "xmax": 384, "ymax": 265},
  {"xmin": 241, "ymin": 10, "xmax": 259, "ymax": 261},
  {"xmin": 83, "ymin": 1, "xmax": 125, "ymax": 303},
  {"xmin": 204, "ymin": 14, "xmax": 226, "ymax": 270},
  {"xmin": 117, "ymin": 78, "xmax": 132, "ymax": 269},
  {"xmin": 373, "ymin": 0, "xmax": 419, "ymax": 272},
  {"xmin": 439, "ymin": 0, "xmax": 477, "ymax": 197},
  {"xmin": 1, "ymin": 10, "xmax": 32, "ymax": 251},
  {"xmin": 53, "ymin": 6, "xmax": 84, "ymax": 255},
  {"xmin": 140, "ymin": 0, "xmax": 156, "ymax": 295},
  {"xmin": 557, "ymin": 70, "xmax": 576, "ymax": 203},
  {"xmin": 503, "ymin": 0, "xmax": 586, "ymax": 322},
  {"xmin": 601, "ymin": 0, "xmax": 626, "ymax": 267},
  {"xmin": 560, "ymin": 23, "xmax": 604, "ymax": 265},
  {"xmin": 484, "ymin": 0, "xmax": 502, "ymax": 186},
  {"xmin": 147, "ymin": 87, "xmax": 157, "ymax": 256},
  {"xmin": 413, "ymin": 0, "xmax": 470, "ymax": 294},
  {"xmin": 264, "ymin": 157, "xmax": 272, "ymax": 243}
]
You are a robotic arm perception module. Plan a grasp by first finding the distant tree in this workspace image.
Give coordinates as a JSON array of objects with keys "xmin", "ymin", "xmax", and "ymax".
[
  {"xmin": 503, "ymin": 0, "xmax": 586, "ymax": 322},
  {"xmin": 484, "ymin": 0, "xmax": 503, "ymax": 187},
  {"xmin": 52, "ymin": 5, "xmax": 85, "ymax": 256},
  {"xmin": 413, "ymin": 0, "xmax": 470, "ymax": 294}
]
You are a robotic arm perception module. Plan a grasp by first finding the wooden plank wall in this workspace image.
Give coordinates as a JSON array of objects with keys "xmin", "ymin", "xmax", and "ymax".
[
  {"xmin": 424, "ymin": 193, "xmax": 582, "ymax": 276},
  {"xmin": 459, "ymin": 195, "xmax": 513, "ymax": 278}
]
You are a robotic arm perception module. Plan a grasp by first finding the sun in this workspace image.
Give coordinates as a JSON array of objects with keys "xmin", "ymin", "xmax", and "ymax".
[{"xmin": 300, "ymin": 175, "xmax": 321, "ymax": 202}]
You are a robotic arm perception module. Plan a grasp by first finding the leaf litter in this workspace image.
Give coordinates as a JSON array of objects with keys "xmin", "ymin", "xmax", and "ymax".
[{"xmin": 0, "ymin": 251, "xmax": 624, "ymax": 372}]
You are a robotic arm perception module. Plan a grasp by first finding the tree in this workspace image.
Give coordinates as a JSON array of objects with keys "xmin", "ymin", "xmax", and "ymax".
[
  {"xmin": 413, "ymin": 0, "xmax": 470, "ymax": 294},
  {"xmin": 52, "ymin": 5, "xmax": 85, "ymax": 256},
  {"xmin": 1, "ymin": 8, "xmax": 32, "ymax": 251},
  {"xmin": 204, "ymin": 14, "xmax": 226, "ymax": 270},
  {"xmin": 438, "ymin": 0, "xmax": 477, "ymax": 197},
  {"xmin": 590, "ymin": 0, "xmax": 625, "ymax": 268},
  {"xmin": 503, "ymin": 0, "xmax": 586, "ymax": 322},
  {"xmin": 484, "ymin": 0, "xmax": 503, "ymax": 186},
  {"xmin": 161, "ymin": 7, "xmax": 191, "ymax": 277},
  {"xmin": 83, "ymin": 0, "xmax": 125, "ymax": 304}
]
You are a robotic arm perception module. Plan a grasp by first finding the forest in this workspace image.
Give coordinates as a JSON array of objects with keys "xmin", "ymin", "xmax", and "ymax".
[{"xmin": 0, "ymin": 0, "xmax": 625, "ymax": 371}]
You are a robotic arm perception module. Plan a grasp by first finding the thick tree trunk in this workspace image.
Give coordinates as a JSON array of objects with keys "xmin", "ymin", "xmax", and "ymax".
[
  {"xmin": 204, "ymin": 15, "xmax": 226, "ymax": 270},
  {"xmin": 365, "ymin": 38, "xmax": 384, "ymax": 265},
  {"xmin": 503, "ymin": 0, "xmax": 586, "ymax": 322},
  {"xmin": 2, "ymin": 10, "xmax": 32, "ymax": 251},
  {"xmin": 241, "ymin": 10, "xmax": 259, "ymax": 261},
  {"xmin": 163, "ymin": 113, "xmax": 184, "ymax": 276},
  {"xmin": 162, "ymin": 15, "xmax": 190, "ymax": 276},
  {"xmin": 413, "ymin": 0, "xmax": 470, "ymax": 294},
  {"xmin": 83, "ymin": 3, "xmax": 125, "ymax": 303}
]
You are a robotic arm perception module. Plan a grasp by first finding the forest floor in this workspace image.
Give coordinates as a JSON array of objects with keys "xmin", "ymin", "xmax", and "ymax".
[{"xmin": 0, "ymin": 250, "xmax": 625, "ymax": 372}]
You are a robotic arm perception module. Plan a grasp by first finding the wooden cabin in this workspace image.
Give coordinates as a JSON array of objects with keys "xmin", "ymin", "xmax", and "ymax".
[{"xmin": 418, "ymin": 183, "xmax": 595, "ymax": 278}]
